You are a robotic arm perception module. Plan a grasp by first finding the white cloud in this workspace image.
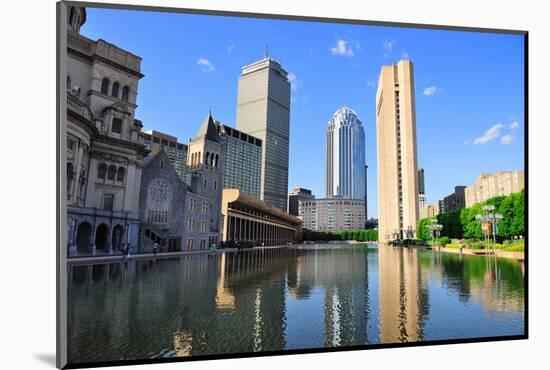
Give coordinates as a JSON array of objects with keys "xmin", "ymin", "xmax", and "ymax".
[
  {"xmin": 401, "ymin": 50, "xmax": 410, "ymax": 59},
  {"xmin": 288, "ymin": 72, "xmax": 298, "ymax": 91},
  {"xmin": 226, "ymin": 42, "xmax": 236, "ymax": 54},
  {"xmin": 500, "ymin": 134, "xmax": 514, "ymax": 145},
  {"xmin": 197, "ymin": 58, "xmax": 215, "ymax": 72},
  {"xmin": 330, "ymin": 39, "xmax": 355, "ymax": 57},
  {"xmin": 383, "ymin": 39, "xmax": 394, "ymax": 58},
  {"xmin": 367, "ymin": 79, "xmax": 376, "ymax": 88},
  {"xmin": 510, "ymin": 120, "xmax": 519, "ymax": 129},
  {"xmin": 423, "ymin": 86, "xmax": 439, "ymax": 96},
  {"xmin": 474, "ymin": 123, "xmax": 504, "ymax": 145}
]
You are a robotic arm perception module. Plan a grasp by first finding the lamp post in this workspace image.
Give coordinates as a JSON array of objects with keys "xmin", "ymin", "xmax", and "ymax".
[
  {"xmin": 475, "ymin": 205, "xmax": 503, "ymax": 254},
  {"xmin": 427, "ymin": 218, "xmax": 442, "ymax": 249}
]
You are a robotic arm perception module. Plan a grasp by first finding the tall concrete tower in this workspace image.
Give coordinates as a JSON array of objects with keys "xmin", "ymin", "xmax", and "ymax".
[
  {"xmin": 236, "ymin": 58, "xmax": 291, "ymax": 211},
  {"xmin": 376, "ymin": 60, "xmax": 419, "ymax": 242}
]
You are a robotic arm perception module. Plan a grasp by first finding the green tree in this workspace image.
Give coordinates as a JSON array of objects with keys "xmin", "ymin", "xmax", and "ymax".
[
  {"xmin": 438, "ymin": 210, "xmax": 462, "ymax": 239},
  {"xmin": 417, "ymin": 218, "xmax": 432, "ymax": 240}
]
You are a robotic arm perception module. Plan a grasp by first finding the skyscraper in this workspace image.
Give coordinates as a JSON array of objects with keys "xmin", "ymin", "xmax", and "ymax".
[
  {"xmin": 376, "ymin": 60, "xmax": 419, "ymax": 242},
  {"xmin": 236, "ymin": 57, "xmax": 291, "ymax": 211},
  {"xmin": 325, "ymin": 107, "xmax": 367, "ymax": 217}
]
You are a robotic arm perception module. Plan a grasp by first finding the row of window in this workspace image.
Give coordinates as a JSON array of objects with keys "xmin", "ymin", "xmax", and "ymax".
[
  {"xmin": 147, "ymin": 209, "xmax": 168, "ymax": 224},
  {"xmin": 100, "ymin": 78, "xmax": 130, "ymax": 102},
  {"xmin": 190, "ymin": 151, "xmax": 220, "ymax": 168},
  {"xmin": 97, "ymin": 163, "xmax": 125, "ymax": 182}
]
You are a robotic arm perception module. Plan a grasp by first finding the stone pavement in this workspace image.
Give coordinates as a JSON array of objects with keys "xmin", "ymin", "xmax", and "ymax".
[{"xmin": 67, "ymin": 244, "xmax": 290, "ymax": 265}]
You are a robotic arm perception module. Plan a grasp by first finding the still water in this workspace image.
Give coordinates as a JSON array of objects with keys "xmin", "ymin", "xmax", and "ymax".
[{"xmin": 67, "ymin": 245, "xmax": 524, "ymax": 364}]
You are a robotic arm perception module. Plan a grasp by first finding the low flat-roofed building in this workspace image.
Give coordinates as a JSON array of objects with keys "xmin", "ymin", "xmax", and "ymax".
[
  {"xmin": 221, "ymin": 189, "xmax": 302, "ymax": 246},
  {"xmin": 299, "ymin": 197, "xmax": 366, "ymax": 231}
]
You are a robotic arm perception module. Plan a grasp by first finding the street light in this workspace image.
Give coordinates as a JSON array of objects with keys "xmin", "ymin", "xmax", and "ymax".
[
  {"xmin": 427, "ymin": 218, "xmax": 443, "ymax": 249},
  {"xmin": 475, "ymin": 205, "xmax": 503, "ymax": 254}
]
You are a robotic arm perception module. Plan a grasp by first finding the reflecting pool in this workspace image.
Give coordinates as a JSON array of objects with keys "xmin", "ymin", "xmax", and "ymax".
[{"xmin": 67, "ymin": 245, "xmax": 524, "ymax": 364}]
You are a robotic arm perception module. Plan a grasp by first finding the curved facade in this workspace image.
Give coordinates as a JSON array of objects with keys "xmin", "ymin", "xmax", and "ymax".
[{"xmin": 325, "ymin": 107, "xmax": 366, "ymax": 201}]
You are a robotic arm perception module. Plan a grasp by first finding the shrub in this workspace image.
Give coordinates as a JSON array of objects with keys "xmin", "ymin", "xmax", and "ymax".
[
  {"xmin": 445, "ymin": 243, "xmax": 461, "ymax": 249},
  {"xmin": 469, "ymin": 242, "xmax": 486, "ymax": 250},
  {"xmin": 504, "ymin": 243, "xmax": 525, "ymax": 252},
  {"xmin": 438, "ymin": 236, "xmax": 450, "ymax": 246}
]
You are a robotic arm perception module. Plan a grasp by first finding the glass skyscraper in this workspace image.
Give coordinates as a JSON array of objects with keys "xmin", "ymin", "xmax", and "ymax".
[
  {"xmin": 216, "ymin": 122, "xmax": 262, "ymax": 199},
  {"xmin": 325, "ymin": 107, "xmax": 367, "ymax": 203}
]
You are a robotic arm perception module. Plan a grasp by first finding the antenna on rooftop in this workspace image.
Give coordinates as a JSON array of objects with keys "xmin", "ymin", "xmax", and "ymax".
[{"xmin": 265, "ymin": 39, "xmax": 269, "ymax": 59}]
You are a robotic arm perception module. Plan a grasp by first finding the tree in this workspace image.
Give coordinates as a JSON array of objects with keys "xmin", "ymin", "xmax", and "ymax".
[
  {"xmin": 417, "ymin": 218, "xmax": 432, "ymax": 240},
  {"xmin": 438, "ymin": 210, "xmax": 462, "ymax": 239}
]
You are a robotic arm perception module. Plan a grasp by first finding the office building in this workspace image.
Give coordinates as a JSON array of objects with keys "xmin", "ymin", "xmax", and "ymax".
[
  {"xmin": 143, "ymin": 130, "xmax": 188, "ymax": 184},
  {"xmin": 376, "ymin": 60, "xmax": 420, "ymax": 242},
  {"xmin": 465, "ymin": 171, "xmax": 525, "ymax": 207},
  {"xmin": 299, "ymin": 197, "xmax": 366, "ymax": 232},
  {"xmin": 288, "ymin": 187, "xmax": 315, "ymax": 216},
  {"xmin": 418, "ymin": 168, "xmax": 426, "ymax": 209},
  {"xmin": 325, "ymin": 107, "xmax": 367, "ymax": 203},
  {"xmin": 442, "ymin": 186, "xmax": 466, "ymax": 213},
  {"xmin": 236, "ymin": 57, "xmax": 291, "ymax": 211},
  {"xmin": 215, "ymin": 122, "xmax": 262, "ymax": 199}
]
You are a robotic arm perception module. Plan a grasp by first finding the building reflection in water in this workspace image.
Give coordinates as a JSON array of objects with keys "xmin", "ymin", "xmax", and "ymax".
[
  {"xmin": 67, "ymin": 245, "xmax": 524, "ymax": 365},
  {"xmin": 378, "ymin": 246, "xmax": 428, "ymax": 343},
  {"xmin": 287, "ymin": 246, "xmax": 370, "ymax": 347}
]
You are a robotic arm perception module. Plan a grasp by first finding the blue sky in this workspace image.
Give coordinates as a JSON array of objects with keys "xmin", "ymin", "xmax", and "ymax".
[{"xmin": 82, "ymin": 8, "xmax": 525, "ymax": 218}]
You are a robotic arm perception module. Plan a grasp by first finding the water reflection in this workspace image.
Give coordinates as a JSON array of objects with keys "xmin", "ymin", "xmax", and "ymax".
[{"xmin": 67, "ymin": 245, "xmax": 524, "ymax": 365}]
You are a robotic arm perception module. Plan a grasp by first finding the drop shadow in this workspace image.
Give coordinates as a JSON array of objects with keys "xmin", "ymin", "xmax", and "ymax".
[{"xmin": 34, "ymin": 353, "xmax": 57, "ymax": 367}]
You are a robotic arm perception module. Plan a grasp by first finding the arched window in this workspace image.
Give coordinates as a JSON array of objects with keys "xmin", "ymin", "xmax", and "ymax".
[
  {"xmin": 101, "ymin": 78, "xmax": 109, "ymax": 94},
  {"xmin": 67, "ymin": 163, "xmax": 74, "ymax": 193},
  {"xmin": 107, "ymin": 165, "xmax": 117, "ymax": 180},
  {"xmin": 122, "ymin": 85, "xmax": 129, "ymax": 101},
  {"xmin": 116, "ymin": 167, "xmax": 125, "ymax": 182},
  {"xmin": 160, "ymin": 160, "xmax": 164, "ymax": 169},
  {"xmin": 111, "ymin": 82, "xmax": 120, "ymax": 98},
  {"xmin": 97, "ymin": 163, "xmax": 107, "ymax": 179},
  {"xmin": 205, "ymin": 152, "xmax": 210, "ymax": 167},
  {"xmin": 215, "ymin": 154, "xmax": 219, "ymax": 168}
]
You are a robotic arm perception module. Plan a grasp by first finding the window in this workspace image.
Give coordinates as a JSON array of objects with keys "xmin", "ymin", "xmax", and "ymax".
[
  {"xmin": 101, "ymin": 78, "xmax": 109, "ymax": 94},
  {"xmin": 187, "ymin": 219, "xmax": 195, "ymax": 231},
  {"xmin": 107, "ymin": 165, "xmax": 117, "ymax": 180},
  {"xmin": 186, "ymin": 239, "xmax": 193, "ymax": 250},
  {"xmin": 121, "ymin": 85, "xmax": 129, "ymax": 101},
  {"xmin": 116, "ymin": 167, "xmax": 125, "ymax": 182},
  {"xmin": 111, "ymin": 82, "xmax": 120, "ymax": 98},
  {"xmin": 67, "ymin": 76, "xmax": 71, "ymax": 91},
  {"xmin": 97, "ymin": 163, "xmax": 107, "ymax": 179},
  {"xmin": 111, "ymin": 118, "xmax": 122, "ymax": 134},
  {"xmin": 204, "ymin": 179, "xmax": 207, "ymax": 188},
  {"xmin": 67, "ymin": 163, "xmax": 74, "ymax": 193},
  {"xmin": 103, "ymin": 194, "xmax": 114, "ymax": 211},
  {"xmin": 160, "ymin": 160, "xmax": 164, "ymax": 169}
]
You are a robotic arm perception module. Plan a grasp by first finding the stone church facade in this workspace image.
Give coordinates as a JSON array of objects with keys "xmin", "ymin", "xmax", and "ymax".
[
  {"xmin": 138, "ymin": 114, "xmax": 225, "ymax": 252},
  {"xmin": 65, "ymin": 6, "xmax": 148, "ymax": 256}
]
